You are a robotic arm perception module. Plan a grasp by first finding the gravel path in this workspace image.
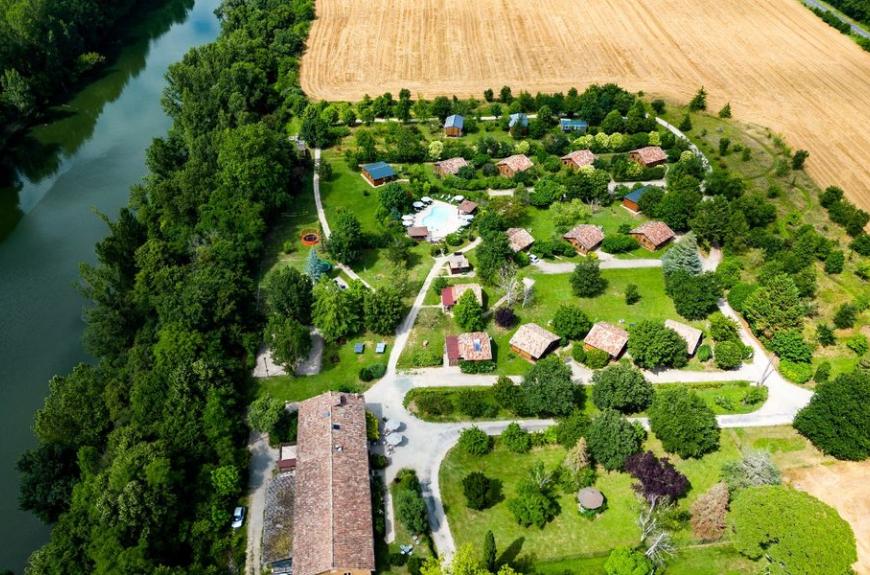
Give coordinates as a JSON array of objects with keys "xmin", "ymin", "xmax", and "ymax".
[
  {"xmin": 244, "ymin": 432, "xmax": 278, "ymax": 575},
  {"xmin": 801, "ymin": 0, "xmax": 870, "ymax": 38}
]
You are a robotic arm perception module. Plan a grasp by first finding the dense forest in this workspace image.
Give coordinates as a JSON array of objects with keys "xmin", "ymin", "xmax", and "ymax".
[
  {"xmin": 16, "ymin": 0, "xmax": 313, "ymax": 571},
  {"xmin": 825, "ymin": 0, "xmax": 869, "ymax": 25},
  {"xmin": 0, "ymin": 0, "xmax": 170, "ymax": 150}
]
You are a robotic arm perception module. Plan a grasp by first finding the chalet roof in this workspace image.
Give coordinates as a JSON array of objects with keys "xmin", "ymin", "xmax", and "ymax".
[
  {"xmin": 509, "ymin": 323, "xmax": 560, "ymax": 359},
  {"xmin": 664, "ymin": 319, "xmax": 703, "ymax": 355},
  {"xmin": 292, "ymin": 392, "xmax": 374, "ymax": 575},
  {"xmin": 630, "ymin": 146, "xmax": 667, "ymax": 165},
  {"xmin": 441, "ymin": 283, "xmax": 483, "ymax": 307},
  {"xmin": 505, "ymin": 227, "xmax": 535, "ymax": 252},
  {"xmin": 435, "ymin": 157, "xmax": 469, "ymax": 175},
  {"xmin": 560, "ymin": 118, "xmax": 589, "ymax": 130},
  {"xmin": 457, "ymin": 199, "xmax": 478, "ymax": 214},
  {"xmin": 407, "ymin": 226, "xmax": 429, "ymax": 239},
  {"xmin": 630, "ymin": 221, "xmax": 675, "ymax": 247},
  {"xmin": 584, "ymin": 322, "xmax": 629, "ymax": 357},
  {"xmin": 447, "ymin": 253, "xmax": 470, "ymax": 270},
  {"xmin": 497, "ymin": 154, "xmax": 533, "ymax": 173},
  {"xmin": 561, "ymin": 149, "xmax": 596, "ymax": 168},
  {"xmin": 361, "ymin": 161, "xmax": 395, "ymax": 180},
  {"xmin": 444, "ymin": 114, "xmax": 464, "ymax": 129},
  {"xmin": 508, "ymin": 113, "xmax": 528, "ymax": 128},
  {"xmin": 623, "ymin": 186, "xmax": 650, "ymax": 203},
  {"xmin": 563, "ymin": 225, "xmax": 604, "ymax": 250},
  {"xmin": 446, "ymin": 332, "xmax": 493, "ymax": 362}
]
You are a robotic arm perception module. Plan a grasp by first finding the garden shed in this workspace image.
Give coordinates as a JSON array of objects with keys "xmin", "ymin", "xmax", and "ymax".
[
  {"xmin": 497, "ymin": 154, "xmax": 533, "ymax": 178},
  {"xmin": 561, "ymin": 149, "xmax": 596, "ymax": 170},
  {"xmin": 505, "ymin": 227, "xmax": 535, "ymax": 252},
  {"xmin": 445, "ymin": 332, "xmax": 493, "ymax": 366},
  {"xmin": 629, "ymin": 146, "xmax": 667, "ymax": 168},
  {"xmin": 444, "ymin": 114, "xmax": 464, "ymax": 137}
]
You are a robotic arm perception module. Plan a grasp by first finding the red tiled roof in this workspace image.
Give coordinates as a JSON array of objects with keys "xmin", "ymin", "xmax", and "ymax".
[
  {"xmin": 441, "ymin": 284, "xmax": 483, "ymax": 308},
  {"xmin": 509, "ymin": 323, "xmax": 560, "ymax": 359},
  {"xmin": 563, "ymin": 225, "xmax": 604, "ymax": 250},
  {"xmin": 497, "ymin": 154, "xmax": 534, "ymax": 173},
  {"xmin": 435, "ymin": 157, "xmax": 468, "ymax": 175},
  {"xmin": 458, "ymin": 199, "xmax": 478, "ymax": 214},
  {"xmin": 445, "ymin": 335, "xmax": 461, "ymax": 362},
  {"xmin": 561, "ymin": 149, "xmax": 596, "ymax": 168},
  {"xmin": 584, "ymin": 322, "xmax": 629, "ymax": 357},
  {"xmin": 630, "ymin": 221, "xmax": 675, "ymax": 247},
  {"xmin": 453, "ymin": 332, "xmax": 493, "ymax": 361},
  {"xmin": 293, "ymin": 392, "xmax": 374, "ymax": 575},
  {"xmin": 407, "ymin": 226, "xmax": 429, "ymax": 238},
  {"xmin": 506, "ymin": 227, "xmax": 535, "ymax": 252},
  {"xmin": 631, "ymin": 146, "xmax": 667, "ymax": 165}
]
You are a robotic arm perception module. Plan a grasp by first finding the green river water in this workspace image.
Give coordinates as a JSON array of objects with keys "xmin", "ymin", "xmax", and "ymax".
[{"xmin": 0, "ymin": 0, "xmax": 219, "ymax": 570}]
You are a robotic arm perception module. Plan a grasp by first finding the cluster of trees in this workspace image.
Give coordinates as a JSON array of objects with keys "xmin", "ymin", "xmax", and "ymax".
[
  {"xmin": 311, "ymin": 278, "xmax": 404, "ymax": 342},
  {"xmin": 17, "ymin": 0, "xmax": 317, "ymax": 571},
  {"xmin": 394, "ymin": 469, "xmax": 429, "ymax": 535}
]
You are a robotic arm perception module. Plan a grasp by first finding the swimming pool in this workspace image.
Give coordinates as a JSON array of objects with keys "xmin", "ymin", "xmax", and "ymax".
[{"xmin": 416, "ymin": 200, "xmax": 464, "ymax": 240}]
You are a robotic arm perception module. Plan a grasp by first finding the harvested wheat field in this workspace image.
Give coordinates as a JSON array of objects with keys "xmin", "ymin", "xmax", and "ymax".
[
  {"xmin": 787, "ymin": 461, "xmax": 870, "ymax": 574},
  {"xmin": 301, "ymin": 0, "xmax": 870, "ymax": 207}
]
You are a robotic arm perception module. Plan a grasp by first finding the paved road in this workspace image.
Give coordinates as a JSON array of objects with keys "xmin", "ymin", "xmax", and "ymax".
[
  {"xmin": 801, "ymin": 0, "xmax": 870, "ymax": 39},
  {"xmin": 243, "ymin": 432, "xmax": 277, "ymax": 575},
  {"xmin": 532, "ymin": 257, "xmax": 662, "ymax": 273}
]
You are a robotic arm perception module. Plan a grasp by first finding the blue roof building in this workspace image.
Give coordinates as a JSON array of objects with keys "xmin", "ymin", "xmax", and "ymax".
[
  {"xmin": 444, "ymin": 114, "xmax": 464, "ymax": 129},
  {"xmin": 622, "ymin": 186, "xmax": 651, "ymax": 211},
  {"xmin": 508, "ymin": 113, "xmax": 529, "ymax": 129},
  {"xmin": 361, "ymin": 161, "xmax": 397, "ymax": 185},
  {"xmin": 560, "ymin": 118, "xmax": 589, "ymax": 133}
]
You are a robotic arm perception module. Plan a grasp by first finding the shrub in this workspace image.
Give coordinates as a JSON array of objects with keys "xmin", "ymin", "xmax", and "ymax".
[
  {"xmin": 415, "ymin": 392, "xmax": 454, "ymax": 417},
  {"xmin": 368, "ymin": 363, "xmax": 387, "ymax": 379},
  {"xmin": 462, "ymin": 472, "xmax": 500, "ymax": 510},
  {"xmin": 584, "ymin": 347, "xmax": 610, "ymax": 369},
  {"xmin": 552, "ymin": 305, "xmax": 592, "ymax": 340},
  {"xmin": 459, "ymin": 360, "xmax": 497, "ymax": 374},
  {"xmin": 394, "ymin": 473, "xmax": 428, "ymax": 535},
  {"xmin": 624, "ymin": 283, "xmax": 640, "ymax": 305},
  {"xmin": 628, "ymin": 321, "xmax": 689, "ymax": 369},
  {"xmin": 649, "ymin": 387, "xmax": 720, "ymax": 458},
  {"xmin": 407, "ymin": 556, "xmax": 423, "ymax": 575},
  {"xmin": 625, "ymin": 451, "xmax": 690, "ymax": 502},
  {"xmin": 697, "ymin": 344, "xmax": 712, "ymax": 362},
  {"xmin": 846, "ymin": 334, "xmax": 868, "ymax": 356},
  {"xmin": 494, "ymin": 307, "xmax": 517, "ymax": 328},
  {"xmin": 604, "ymin": 547, "xmax": 654, "ymax": 575},
  {"xmin": 727, "ymin": 282, "xmax": 757, "ymax": 312},
  {"xmin": 571, "ymin": 259, "xmax": 607, "ymax": 297},
  {"xmin": 554, "ymin": 410, "xmax": 591, "ymax": 449},
  {"xmin": 714, "ymin": 340, "xmax": 744, "ymax": 370},
  {"xmin": 458, "ymin": 426, "xmax": 492, "ymax": 455},
  {"xmin": 779, "ymin": 360, "xmax": 813, "ymax": 384},
  {"xmin": 721, "ymin": 450, "xmax": 781, "ymax": 492},
  {"xmin": 507, "ymin": 480, "xmax": 560, "ymax": 528},
  {"xmin": 833, "ymin": 303, "xmax": 857, "ymax": 329},
  {"xmin": 742, "ymin": 386, "xmax": 767, "ymax": 406},
  {"xmin": 709, "ymin": 312, "xmax": 740, "ymax": 342},
  {"xmin": 586, "ymin": 409, "xmax": 645, "ymax": 470},
  {"xmin": 453, "ymin": 290, "xmax": 485, "ymax": 331},
  {"xmin": 493, "ymin": 376, "xmax": 523, "ymax": 413},
  {"xmin": 458, "ymin": 390, "xmax": 498, "ymax": 418},
  {"xmin": 601, "ymin": 235, "xmax": 639, "ymax": 253},
  {"xmin": 591, "ymin": 364, "xmax": 654, "ymax": 414},
  {"xmin": 571, "ymin": 344, "xmax": 587, "ymax": 364},
  {"xmin": 794, "ymin": 370, "xmax": 870, "ymax": 460},
  {"xmin": 824, "ymin": 250, "xmax": 845, "ymax": 274},
  {"xmin": 389, "ymin": 552, "xmax": 408, "ymax": 567},
  {"xmin": 769, "ymin": 329, "xmax": 813, "ymax": 363},
  {"xmin": 814, "ymin": 361, "xmax": 832, "ymax": 383},
  {"xmin": 501, "ymin": 422, "xmax": 532, "ymax": 453},
  {"xmin": 691, "ymin": 482, "xmax": 729, "ymax": 541}
]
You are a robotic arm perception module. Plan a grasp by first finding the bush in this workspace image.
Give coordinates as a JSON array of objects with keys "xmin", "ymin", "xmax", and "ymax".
[
  {"xmin": 462, "ymin": 471, "xmax": 500, "ymax": 510},
  {"xmin": 649, "ymin": 388, "xmax": 720, "ymax": 458},
  {"xmin": 459, "ymin": 360, "xmax": 497, "ymax": 374},
  {"xmin": 604, "ymin": 547, "xmax": 654, "ymax": 575},
  {"xmin": 846, "ymin": 334, "xmax": 868, "ymax": 356},
  {"xmin": 584, "ymin": 348, "xmax": 610, "ymax": 369},
  {"xmin": 697, "ymin": 344, "xmax": 712, "ymax": 362},
  {"xmin": 625, "ymin": 283, "xmax": 640, "ymax": 305},
  {"xmin": 493, "ymin": 376, "xmax": 523, "ymax": 413},
  {"xmin": 814, "ymin": 361, "xmax": 831, "ymax": 383},
  {"xmin": 501, "ymin": 422, "xmax": 532, "ymax": 453},
  {"xmin": 591, "ymin": 364, "xmax": 654, "ymax": 414},
  {"xmin": 552, "ymin": 305, "xmax": 592, "ymax": 340},
  {"xmin": 571, "ymin": 259, "xmax": 607, "ymax": 297},
  {"xmin": 601, "ymin": 235, "xmax": 639, "ymax": 254},
  {"xmin": 415, "ymin": 392, "xmax": 454, "ymax": 417},
  {"xmin": 407, "ymin": 556, "xmax": 423, "ymax": 575},
  {"xmin": 554, "ymin": 411, "xmax": 591, "ymax": 449},
  {"xmin": 458, "ymin": 390, "xmax": 498, "ymax": 418},
  {"xmin": 494, "ymin": 307, "xmax": 517, "ymax": 328},
  {"xmin": 779, "ymin": 359, "xmax": 813, "ymax": 384},
  {"xmin": 628, "ymin": 321, "xmax": 689, "ymax": 369},
  {"xmin": 625, "ymin": 451, "xmax": 690, "ymax": 502},
  {"xmin": 742, "ymin": 386, "xmax": 767, "ymax": 406},
  {"xmin": 727, "ymin": 282, "xmax": 757, "ymax": 312},
  {"xmin": 794, "ymin": 370, "xmax": 870, "ymax": 460},
  {"xmin": 714, "ymin": 340, "xmax": 744, "ymax": 370},
  {"xmin": 769, "ymin": 329, "xmax": 813, "ymax": 363},
  {"xmin": 458, "ymin": 426, "xmax": 492, "ymax": 455},
  {"xmin": 389, "ymin": 552, "xmax": 408, "ymax": 567},
  {"xmin": 571, "ymin": 344, "xmax": 587, "ymax": 364},
  {"xmin": 833, "ymin": 303, "xmax": 858, "ymax": 329},
  {"xmin": 721, "ymin": 451, "xmax": 781, "ymax": 492},
  {"xmin": 394, "ymin": 471, "xmax": 429, "ymax": 535},
  {"xmin": 709, "ymin": 312, "xmax": 739, "ymax": 342}
]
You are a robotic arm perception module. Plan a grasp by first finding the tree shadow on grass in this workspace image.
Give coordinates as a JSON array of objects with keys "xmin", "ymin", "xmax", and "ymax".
[{"xmin": 497, "ymin": 536, "xmax": 525, "ymax": 569}]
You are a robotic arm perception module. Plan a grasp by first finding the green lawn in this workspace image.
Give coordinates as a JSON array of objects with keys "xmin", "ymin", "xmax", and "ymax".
[
  {"xmin": 260, "ymin": 173, "xmax": 322, "ymax": 276},
  {"xmin": 257, "ymin": 333, "xmax": 393, "ymax": 402},
  {"xmin": 379, "ymin": 482, "xmax": 435, "ymax": 575},
  {"xmin": 397, "ymin": 308, "xmax": 450, "ymax": 370}
]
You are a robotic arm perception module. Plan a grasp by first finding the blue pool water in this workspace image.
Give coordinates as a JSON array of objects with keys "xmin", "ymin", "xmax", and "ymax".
[{"xmin": 421, "ymin": 203, "xmax": 454, "ymax": 228}]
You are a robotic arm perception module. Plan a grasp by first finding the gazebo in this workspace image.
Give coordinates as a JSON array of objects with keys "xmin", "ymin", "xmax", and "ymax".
[{"xmin": 577, "ymin": 487, "xmax": 605, "ymax": 513}]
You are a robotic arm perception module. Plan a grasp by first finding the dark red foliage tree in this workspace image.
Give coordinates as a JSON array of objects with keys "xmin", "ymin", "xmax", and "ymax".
[
  {"xmin": 624, "ymin": 451, "xmax": 690, "ymax": 503},
  {"xmin": 494, "ymin": 307, "xmax": 518, "ymax": 328}
]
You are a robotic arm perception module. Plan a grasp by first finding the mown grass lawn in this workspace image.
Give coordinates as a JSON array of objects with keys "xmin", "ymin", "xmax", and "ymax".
[{"xmin": 256, "ymin": 332, "xmax": 393, "ymax": 402}]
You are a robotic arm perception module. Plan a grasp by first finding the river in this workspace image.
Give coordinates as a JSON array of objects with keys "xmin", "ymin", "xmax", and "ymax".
[{"xmin": 0, "ymin": 0, "xmax": 219, "ymax": 570}]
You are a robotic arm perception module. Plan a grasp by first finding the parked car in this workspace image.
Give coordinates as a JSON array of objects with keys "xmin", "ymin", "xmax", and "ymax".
[{"xmin": 231, "ymin": 506, "xmax": 246, "ymax": 529}]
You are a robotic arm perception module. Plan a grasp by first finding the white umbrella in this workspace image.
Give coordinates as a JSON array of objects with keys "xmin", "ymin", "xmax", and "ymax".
[
  {"xmin": 403, "ymin": 220, "xmax": 413, "ymax": 227},
  {"xmin": 453, "ymin": 195, "xmax": 465, "ymax": 202},
  {"xmin": 386, "ymin": 434, "xmax": 404, "ymax": 446},
  {"xmin": 413, "ymin": 201, "xmax": 424, "ymax": 209},
  {"xmin": 385, "ymin": 419, "xmax": 401, "ymax": 433},
  {"xmin": 421, "ymin": 196, "xmax": 433, "ymax": 203}
]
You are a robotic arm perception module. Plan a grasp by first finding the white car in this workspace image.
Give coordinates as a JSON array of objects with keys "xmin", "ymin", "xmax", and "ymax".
[{"xmin": 231, "ymin": 506, "xmax": 246, "ymax": 529}]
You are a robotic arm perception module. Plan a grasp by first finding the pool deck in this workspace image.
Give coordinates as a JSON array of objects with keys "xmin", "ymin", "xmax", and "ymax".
[{"xmin": 414, "ymin": 200, "xmax": 466, "ymax": 241}]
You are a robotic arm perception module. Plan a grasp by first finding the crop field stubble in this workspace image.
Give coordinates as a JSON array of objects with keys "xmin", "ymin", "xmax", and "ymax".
[{"xmin": 301, "ymin": 0, "xmax": 870, "ymax": 208}]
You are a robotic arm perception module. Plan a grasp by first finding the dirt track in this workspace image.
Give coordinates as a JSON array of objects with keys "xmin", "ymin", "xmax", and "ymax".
[
  {"xmin": 300, "ymin": 0, "xmax": 870, "ymax": 208},
  {"xmin": 787, "ymin": 461, "xmax": 870, "ymax": 574}
]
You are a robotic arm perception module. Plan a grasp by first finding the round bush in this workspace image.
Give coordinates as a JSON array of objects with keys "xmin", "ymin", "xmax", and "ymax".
[
  {"xmin": 358, "ymin": 367, "xmax": 374, "ymax": 382},
  {"xmin": 714, "ymin": 340, "xmax": 744, "ymax": 370},
  {"xmin": 585, "ymin": 348, "xmax": 610, "ymax": 369},
  {"xmin": 727, "ymin": 282, "xmax": 758, "ymax": 312},
  {"xmin": 501, "ymin": 422, "xmax": 532, "ymax": 453},
  {"xmin": 458, "ymin": 426, "xmax": 492, "ymax": 455},
  {"xmin": 697, "ymin": 344, "xmax": 712, "ymax": 362},
  {"xmin": 415, "ymin": 392, "xmax": 454, "ymax": 416},
  {"xmin": 571, "ymin": 344, "xmax": 587, "ymax": 364},
  {"xmin": 368, "ymin": 363, "xmax": 387, "ymax": 379},
  {"xmin": 780, "ymin": 360, "xmax": 813, "ymax": 384},
  {"xmin": 494, "ymin": 307, "xmax": 518, "ymax": 328}
]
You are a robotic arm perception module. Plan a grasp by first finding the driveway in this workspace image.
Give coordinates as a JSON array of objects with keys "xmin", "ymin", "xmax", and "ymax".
[
  {"xmin": 532, "ymin": 257, "xmax": 662, "ymax": 273},
  {"xmin": 244, "ymin": 431, "xmax": 278, "ymax": 575}
]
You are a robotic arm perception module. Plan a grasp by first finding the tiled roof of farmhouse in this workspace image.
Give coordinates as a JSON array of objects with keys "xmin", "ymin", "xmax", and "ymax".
[
  {"xmin": 446, "ymin": 332, "xmax": 493, "ymax": 362},
  {"xmin": 441, "ymin": 284, "xmax": 483, "ymax": 307},
  {"xmin": 509, "ymin": 323, "xmax": 560, "ymax": 359},
  {"xmin": 561, "ymin": 149, "xmax": 596, "ymax": 168},
  {"xmin": 505, "ymin": 227, "xmax": 535, "ymax": 252},
  {"xmin": 631, "ymin": 146, "xmax": 667, "ymax": 164},
  {"xmin": 584, "ymin": 322, "xmax": 629, "ymax": 357},
  {"xmin": 563, "ymin": 225, "xmax": 604, "ymax": 250},
  {"xmin": 292, "ymin": 392, "xmax": 374, "ymax": 575},
  {"xmin": 435, "ymin": 157, "xmax": 468, "ymax": 175},
  {"xmin": 497, "ymin": 154, "xmax": 533, "ymax": 173},
  {"xmin": 407, "ymin": 226, "xmax": 429, "ymax": 238},
  {"xmin": 630, "ymin": 221, "xmax": 675, "ymax": 247},
  {"xmin": 664, "ymin": 319, "xmax": 704, "ymax": 354}
]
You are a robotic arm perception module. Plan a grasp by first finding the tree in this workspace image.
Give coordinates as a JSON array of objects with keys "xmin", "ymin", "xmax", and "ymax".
[
  {"xmin": 395, "ymin": 486, "xmax": 428, "ymax": 535},
  {"xmin": 742, "ymin": 274, "xmax": 804, "ymax": 338},
  {"xmin": 729, "ymin": 486, "xmax": 857, "ymax": 575},
  {"xmin": 33, "ymin": 364, "xmax": 109, "ymax": 448},
  {"xmin": 824, "ymin": 249, "xmax": 845, "ymax": 274},
  {"xmin": 305, "ymin": 248, "xmax": 331, "ymax": 281},
  {"xmin": 364, "ymin": 287, "xmax": 404, "ymax": 334},
  {"xmin": 600, "ymin": 109, "xmax": 625, "ymax": 134},
  {"xmin": 552, "ymin": 305, "xmax": 592, "ymax": 340},
  {"xmin": 661, "ymin": 233, "xmax": 702, "ymax": 276},
  {"xmin": 791, "ymin": 149, "xmax": 809, "ymax": 170},
  {"xmin": 453, "ymin": 290, "xmax": 485, "ymax": 331},
  {"xmin": 326, "ymin": 209, "xmax": 364, "ymax": 264},
  {"xmin": 501, "ymin": 422, "xmax": 532, "ymax": 453},
  {"xmin": 521, "ymin": 356, "xmax": 577, "ymax": 416},
  {"xmin": 507, "ymin": 481, "xmax": 559, "ymax": 528},
  {"xmin": 713, "ymin": 340, "xmax": 743, "ymax": 370},
  {"xmin": 656, "ymin": 188, "xmax": 702, "ymax": 231},
  {"xmin": 624, "ymin": 451, "xmax": 690, "ymax": 503},
  {"xmin": 458, "ymin": 427, "xmax": 492, "ymax": 456},
  {"xmin": 665, "ymin": 271, "xmax": 722, "ymax": 320},
  {"xmin": 709, "ymin": 311, "xmax": 739, "ymax": 342},
  {"xmin": 649, "ymin": 388, "xmax": 719, "ymax": 458},
  {"xmin": 483, "ymin": 530, "xmax": 497, "ymax": 572},
  {"xmin": 247, "ymin": 395, "xmax": 284, "ymax": 434},
  {"xmin": 691, "ymin": 482, "xmax": 729, "ymax": 541},
  {"xmin": 570, "ymin": 258, "xmax": 607, "ymax": 297},
  {"xmin": 793, "ymin": 370, "xmax": 870, "ymax": 460},
  {"xmin": 625, "ymin": 283, "xmax": 640, "ymax": 305},
  {"xmin": 494, "ymin": 307, "xmax": 517, "ymax": 328},
  {"xmin": 264, "ymin": 266, "xmax": 313, "ymax": 324},
  {"xmin": 586, "ymin": 409, "xmax": 646, "ymax": 470},
  {"xmin": 721, "ymin": 450, "xmax": 781, "ymax": 492},
  {"xmin": 563, "ymin": 437, "xmax": 591, "ymax": 473},
  {"xmin": 312, "ymin": 278, "xmax": 363, "ymax": 342},
  {"xmin": 689, "ymin": 87, "xmax": 707, "ymax": 111},
  {"xmin": 833, "ymin": 302, "xmax": 857, "ymax": 329},
  {"xmin": 591, "ymin": 364, "xmax": 654, "ymax": 414},
  {"xmin": 769, "ymin": 329, "xmax": 812, "ymax": 363},
  {"xmin": 718, "ymin": 103, "xmax": 732, "ymax": 118},
  {"xmin": 678, "ymin": 113, "xmax": 692, "ymax": 132},
  {"xmin": 690, "ymin": 195, "xmax": 731, "ymax": 245},
  {"xmin": 604, "ymin": 547, "xmax": 654, "ymax": 575},
  {"xmin": 462, "ymin": 472, "xmax": 500, "ymax": 510},
  {"xmin": 628, "ymin": 321, "xmax": 688, "ymax": 370},
  {"xmin": 265, "ymin": 316, "xmax": 311, "ymax": 369},
  {"xmin": 477, "ymin": 233, "xmax": 514, "ymax": 284},
  {"xmin": 17, "ymin": 444, "xmax": 79, "ymax": 523}
]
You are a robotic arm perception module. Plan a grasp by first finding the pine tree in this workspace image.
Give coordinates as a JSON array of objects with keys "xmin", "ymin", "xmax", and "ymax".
[
  {"xmin": 483, "ymin": 530, "xmax": 497, "ymax": 572},
  {"xmin": 661, "ymin": 233, "xmax": 702, "ymax": 276},
  {"xmin": 718, "ymin": 102, "xmax": 732, "ymax": 118},
  {"xmin": 678, "ymin": 113, "xmax": 692, "ymax": 132},
  {"xmin": 305, "ymin": 248, "xmax": 331, "ymax": 281},
  {"xmin": 689, "ymin": 86, "xmax": 707, "ymax": 111}
]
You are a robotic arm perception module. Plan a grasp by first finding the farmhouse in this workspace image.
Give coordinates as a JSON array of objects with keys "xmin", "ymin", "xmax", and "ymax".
[
  {"xmin": 360, "ymin": 161, "xmax": 396, "ymax": 187},
  {"xmin": 505, "ymin": 227, "xmax": 535, "ymax": 252},
  {"xmin": 560, "ymin": 118, "xmax": 589, "ymax": 133},
  {"xmin": 510, "ymin": 323, "xmax": 561, "ymax": 363},
  {"xmin": 584, "ymin": 322, "xmax": 629, "ymax": 358},
  {"xmin": 622, "ymin": 186, "xmax": 650, "ymax": 213},
  {"xmin": 441, "ymin": 283, "xmax": 483, "ymax": 312},
  {"xmin": 563, "ymin": 225, "xmax": 604, "ymax": 255},
  {"xmin": 665, "ymin": 319, "xmax": 703, "ymax": 355},
  {"xmin": 630, "ymin": 221, "xmax": 675, "ymax": 251},
  {"xmin": 434, "ymin": 157, "xmax": 469, "ymax": 177},
  {"xmin": 293, "ymin": 392, "xmax": 374, "ymax": 575},
  {"xmin": 629, "ymin": 146, "xmax": 668, "ymax": 168},
  {"xmin": 407, "ymin": 226, "xmax": 429, "ymax": 241},
  {"xmin": 497, "ymin": 154, "xmax": 533, "ymax": 178},
  {"xmin": 444, "ymin": 114, "xmax": 464, "ymax": 137},
  {"xmin": 457, "ymin": 199, "xmax": 478, "ymax": 215},
  {"xmin": 447, "ymin": 253, "xmax": 471, "ymax": 274},
  {"xmin": 561, "ymin": 149, "xmax": 596, "ymax": 170},
  {"xmin": 508, "ymin": 112, "xmax": 529, "ymax": 132},
  {"xmin": 445, "ymin": 332, "xmax": 493, "ymax": 366}
]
